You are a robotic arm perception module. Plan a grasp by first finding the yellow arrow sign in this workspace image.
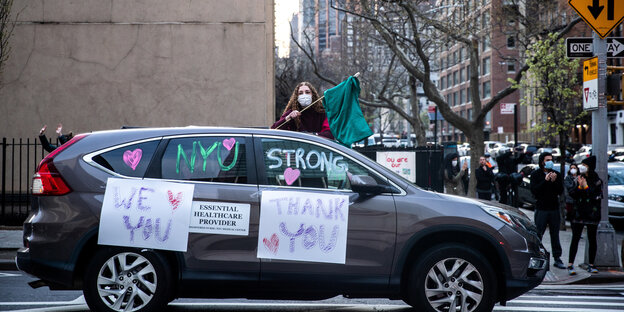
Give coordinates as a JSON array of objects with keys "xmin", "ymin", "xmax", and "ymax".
[{"xmin": 569, "ymin": 0, "xmax": 624, "ymax": 39}]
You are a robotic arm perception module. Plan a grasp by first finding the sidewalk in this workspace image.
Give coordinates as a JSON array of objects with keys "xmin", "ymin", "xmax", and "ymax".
[
  {"xmin": 1, "ymin": 215, "xmax": 624, "ymax": 284},
  {"xmin": 521, "ymin": 208, "xmax": 624, "ymax": 285}
]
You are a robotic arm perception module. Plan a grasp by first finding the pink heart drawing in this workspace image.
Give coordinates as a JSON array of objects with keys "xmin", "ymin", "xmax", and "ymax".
[
  {"xmin": 263, "ymin": 233, "xmax": 279, "ymax": 254},
  {"xmin": 167, "ymin": 190, "xmax": 183, "ymax": 211},
  {"xmin": 284, "ymin": 168, "xmax": 300, "ymax": 185},
  {"xmin": 223, "ymin": 138, "xmax": 236, "ymax": 151},
  {"xmin": 123, "ymin": 149, "xmax": 143, "ymax": 171}
]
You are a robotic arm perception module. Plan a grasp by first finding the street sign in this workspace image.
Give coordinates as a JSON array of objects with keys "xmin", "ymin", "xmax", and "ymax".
[
  {"xmin": 427, "ymin": 106, "xmax": 444, "ymax": 121},
  {"xmin": 583, "ymin": 57, "xmax": 599, "ymax": 110},
  {"xmin": 500, "ymin": 103, "xmax": 515, "ymax": 114},
  {"xmin": 569, "ymin": 0, "xmax": 624, "ymax": 39},
  {"xmin": 566, "ymin": 37, "xmax": 624, "ymax": 58}
]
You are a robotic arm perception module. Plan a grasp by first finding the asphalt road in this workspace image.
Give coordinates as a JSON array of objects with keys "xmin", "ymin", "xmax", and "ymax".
[{"xmin": 2, "ymin": 271, "xmax": 624, "ymax": 312}]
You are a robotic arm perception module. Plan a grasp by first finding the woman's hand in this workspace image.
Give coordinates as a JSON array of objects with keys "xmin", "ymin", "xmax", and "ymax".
[
  {"xmin": 39, "ymin": 125, "xmax": 47, "ymax": 135},
  {"xmin": 462, "ymin": 161, "xmax": 468, "ymax": 170},
  {"xmin": 286, "ymin": 110, "xmax": 301, "ymax": 120}
]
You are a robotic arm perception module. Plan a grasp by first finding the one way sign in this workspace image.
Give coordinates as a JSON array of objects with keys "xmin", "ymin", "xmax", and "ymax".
[{"xmin": 566, "ymin": 37, "xmax": 624, "ymax": 58}]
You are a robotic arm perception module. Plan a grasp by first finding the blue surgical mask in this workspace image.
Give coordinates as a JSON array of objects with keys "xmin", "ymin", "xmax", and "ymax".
[{"xmin": 544, "ymin": 160, "xmax": 554, "ymax": 170}]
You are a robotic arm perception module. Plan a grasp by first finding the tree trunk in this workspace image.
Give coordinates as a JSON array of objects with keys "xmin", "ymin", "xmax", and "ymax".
[
  {"xmin": 409, "ymin": 76, "xmax": 427, "ymax": 146},
  {"xmin": 466, "ymin": 126, "xmax": 485, "ymax": 198}
]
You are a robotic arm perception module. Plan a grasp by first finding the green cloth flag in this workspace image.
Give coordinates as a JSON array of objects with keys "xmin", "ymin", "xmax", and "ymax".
[{"xmin": 323, "ymin": 76, "xmax": 373, "ymax": 147}]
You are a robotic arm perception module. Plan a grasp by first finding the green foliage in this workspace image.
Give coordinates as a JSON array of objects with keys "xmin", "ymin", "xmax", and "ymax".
[{"xmin": 510, "ymin": 33, "xmax": 586, "ymax": 145}]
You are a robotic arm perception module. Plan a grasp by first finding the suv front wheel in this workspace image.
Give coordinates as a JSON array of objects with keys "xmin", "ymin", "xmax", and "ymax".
[
  {"xmin": 406, "ymin": 244, "xmax": 497, "ymax": 312},
  {"xmin": 83, "ymin": 247, "xmax": 172, "ymax": 312}
]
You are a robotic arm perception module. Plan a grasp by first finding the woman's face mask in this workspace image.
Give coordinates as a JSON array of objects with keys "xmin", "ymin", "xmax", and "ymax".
[
  {"xmin": 298, "ymin": 94, "xmax": 312, "ymax": 107},
  {"xmin": 570, "ymin": 168, "xmax": 578, "ymax": 175},
  {"xmin": 451, "ymin": 160, "xmax": 458, "ymax": 167},
  {"xmin": 579, "ymin": 165, "xmax": 588, "ymax": 174}
]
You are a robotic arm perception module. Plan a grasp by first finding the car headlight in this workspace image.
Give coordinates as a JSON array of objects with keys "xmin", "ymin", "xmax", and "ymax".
[
  {"xmin": 608, "ymin": 194, "xmax": 624, "ymax": 202},
  {"xmin": 480, "ymin": 204, "xmax": 535, "ymax": 232}
]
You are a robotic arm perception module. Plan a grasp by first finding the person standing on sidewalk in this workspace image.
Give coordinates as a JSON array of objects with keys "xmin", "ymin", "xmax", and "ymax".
[
  {"xmin": 563, "ymin": 164, "xmax": 580, "ymax": 222},
  {"xmin": 566, "ymin": 156, "xmax": 602, "ymax": 275},
  {"xmin": 475, "ymin": 155, "xmax": 495, "ymax": 200},
  {"xmin": 530, "ymin": 152, "xmax": 566, "ymax": 269}
]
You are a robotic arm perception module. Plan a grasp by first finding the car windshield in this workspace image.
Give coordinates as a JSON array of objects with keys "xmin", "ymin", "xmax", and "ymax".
[{"xmin": 608, "ymin": 168, "xmax": 624, "ymax": 185}]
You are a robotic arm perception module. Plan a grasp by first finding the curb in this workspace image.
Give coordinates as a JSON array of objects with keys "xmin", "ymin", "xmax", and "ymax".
[{"xmin": 0, "ymin": 259, "xmax": 16, "ymax": 271}]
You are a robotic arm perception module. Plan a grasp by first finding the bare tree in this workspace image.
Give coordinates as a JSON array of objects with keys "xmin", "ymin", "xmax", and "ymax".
[
  {"xmin": 289, "ymin": 7, "xmax": 430, "ymax": 146},
  {"xmin": 330, "ymin": 0, "xmax": 581, "ymax": 197},
  {"xmin": 0, "ymin": 0, "xmax": 15, "ymax": 88}
]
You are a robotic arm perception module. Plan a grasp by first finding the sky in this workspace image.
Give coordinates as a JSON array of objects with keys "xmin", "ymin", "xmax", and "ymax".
[{"xmin": 275, "ymin": 0, "xmax": 299, "ymax": 57}]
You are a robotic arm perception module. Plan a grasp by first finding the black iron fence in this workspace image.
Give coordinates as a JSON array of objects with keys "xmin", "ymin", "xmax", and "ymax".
[
  {"xmin": 1, "ymin": 137, "xmax": 54, "ymax": 226},
  {"xmin": 353, "ymin": 145, "xmax": 444, "ymax": 192},
  {"xmin": 0, "ymin": 139, "xmax": 444, "ymax": 226}
]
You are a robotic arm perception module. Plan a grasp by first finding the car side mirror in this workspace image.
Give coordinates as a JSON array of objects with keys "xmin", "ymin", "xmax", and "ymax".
[{"xmin": 349, "ymin": 174, "xmax": 394, "ymax": 195}]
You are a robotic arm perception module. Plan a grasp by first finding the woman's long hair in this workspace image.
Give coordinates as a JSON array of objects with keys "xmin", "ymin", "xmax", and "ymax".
[{"xmin": 283, "ymin": 82, "xmax": 324, "ymax": 129}]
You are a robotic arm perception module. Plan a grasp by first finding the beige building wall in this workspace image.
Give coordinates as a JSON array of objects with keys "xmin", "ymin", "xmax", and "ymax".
[{"xmin": 0, "ymin": 0, "xmax": 275, "ymax": 139}]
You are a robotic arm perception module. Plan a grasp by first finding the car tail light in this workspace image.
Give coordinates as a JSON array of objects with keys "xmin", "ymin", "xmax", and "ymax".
[{"xmin": 32, "ymin": 134, "xmax": 87, "ymax": 196}]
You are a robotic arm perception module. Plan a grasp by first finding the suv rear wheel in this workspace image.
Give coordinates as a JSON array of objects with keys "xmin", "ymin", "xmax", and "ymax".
[
  {"xmin": 83, "ymin": 247, "xmax": 171, "ymax": 312},
  {"xmin": 406, "ymin": 244, "xmax": 497, "ymax": 312}
]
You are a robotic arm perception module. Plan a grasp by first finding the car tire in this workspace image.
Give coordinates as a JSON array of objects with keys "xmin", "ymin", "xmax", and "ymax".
[
  {"xmin": 83, "ymin": 247, "xmax": 172, "ymax": 312},
  {"xmin": 406, "ymin": 244, "xmax": 497, "ymax": 312}
]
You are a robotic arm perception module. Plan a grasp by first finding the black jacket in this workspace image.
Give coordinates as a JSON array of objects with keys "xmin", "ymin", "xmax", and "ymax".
[
  {"xmin": 530, "ymin": 168, "xmax": 563, "ymax": 211},
  {"xmin": 475, "ymin": 165, "xmax": 494, "ymax": 192},
  {"xmin": 568, "ymin": 172, "xmax": 602, "ymax": 224}
]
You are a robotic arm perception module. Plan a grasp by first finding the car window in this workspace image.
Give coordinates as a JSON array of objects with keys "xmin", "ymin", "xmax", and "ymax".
[
  {"xmin": 260, "ymin": 137, "xmax": 390, "ymax": 190},
  {"xmin": 161, "ymin": 136, "xmax": 249, "ymax": 184},
  {"xmin": 608, "ymin": 168, "xmax": 624, "ymax": 185},
  {"xmin": 92, "ymin": 140, "xmax": 160, "ymax": 177}
]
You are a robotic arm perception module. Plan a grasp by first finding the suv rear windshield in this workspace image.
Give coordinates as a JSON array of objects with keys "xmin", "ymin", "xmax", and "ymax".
[{"xmin": 92, "ymin": 140, "xmax": 160, "ymax": 177}]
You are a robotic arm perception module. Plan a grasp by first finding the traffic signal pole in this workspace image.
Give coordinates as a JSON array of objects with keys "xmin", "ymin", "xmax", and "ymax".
[{"xmin": 588, "ymin": 33, "xmax": 620, "ymax": 268}]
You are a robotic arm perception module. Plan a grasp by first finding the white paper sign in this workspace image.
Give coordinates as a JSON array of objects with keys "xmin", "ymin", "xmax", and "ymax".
[
  {"xmin": 98, "ymin": 178, "xmax": 195, "ymax": 252},
  {"xmin": 190, "ymin": 201, "xmax": 250, "ymax": 235},
  {"xmin": 376, "ymin": 151, "xmax": 416, "ymax": 182},
  {"xmin": 257, "ymin": 191, "xmax": 349, "ymax": 264}
]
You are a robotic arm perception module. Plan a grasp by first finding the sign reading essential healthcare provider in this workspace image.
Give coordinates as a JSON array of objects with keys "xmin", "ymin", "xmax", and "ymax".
[
  {"xmin": 189, "ymin": 201, "xmax": 250, "ymax": 236},
  {"xmin": 98, "ymin": 178, "xmax": 195, "ymax": 252},
  {"xmin": 257, "ymin": 191, "xmax": 349, "ymax": 264}
]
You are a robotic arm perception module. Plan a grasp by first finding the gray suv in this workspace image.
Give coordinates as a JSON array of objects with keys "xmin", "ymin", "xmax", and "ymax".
[{"xmin": 16, "ymin": 127, "xmax": 547, "ymax": 312}]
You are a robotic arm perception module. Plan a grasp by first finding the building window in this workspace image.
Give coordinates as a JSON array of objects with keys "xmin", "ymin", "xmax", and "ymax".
[
  {"xmin": 482, "ymin": 57, "xmax": 491, "ymax": 76},
  {"xmin": 453, "ymin": 71, "xmax": 458, "ymax": 85},
  {"xmin": 460, "ymin": 89, "xmax": 465, "ymax": 104},
  {"xmin": 482, "ymin": 35, "xmax": 491, "ymax": 51},
  {"xmin": 460, "ymin": 68, "xmax": 465, "ymax": 83},
  {"xmin": 482, "ymin": 81, "xmax": 491, "ymax": 99},
  {"xmin": 507, "ymin": 35, "xmax": 516, "ymax": 48},
  {"xmin": 507, "ymin": 61, "xmax": 516, "ymax": 73},
  {"xmin": 453, "ymin": 92, "xmax": 458, "ymax": 106},
  {"xmin": 481, "ymin": 11, "xmax": 490, "ymax": 29}
]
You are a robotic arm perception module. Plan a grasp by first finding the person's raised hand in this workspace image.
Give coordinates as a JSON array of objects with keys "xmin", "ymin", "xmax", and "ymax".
[
  {"xmin": 55, "ymin": 123, "xmax": 63, "ymax": 135},
  {"xmin": 462, "ymin": 161, "xmax": 468, "ymax": 170},
  {"xmin": 39, "ymin": 125, "xmax": 47, "ymax": 135},
  {"xmin": 287, "ymin": 110, "xmax": 301, "ymax": 120}
]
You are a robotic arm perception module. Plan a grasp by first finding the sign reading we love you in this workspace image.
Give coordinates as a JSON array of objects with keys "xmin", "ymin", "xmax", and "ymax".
[
  {"xmin": 257, "ymin": 191, "xmax": 349, "ymax": 264},
  {"xmin": 99, "ymin": 178, "xmax": 195, "ymax": 252}
]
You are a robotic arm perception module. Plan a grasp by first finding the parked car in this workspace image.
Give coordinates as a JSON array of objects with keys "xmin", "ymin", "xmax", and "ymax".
[
  {"xmin": 517, "ymin": 162, "xmax": 623, "ymax": 225},
  {"xmin": 458, "ymin": 142, "xmax": 471, "ymax": 156},
  {"xmin": 573, "ymin": 146, "xmax": 592, "ymax": 163},
  {"xmin": 382, "ymin": 138, "xmax": 400, "ymax": 147},
  {"xmin": 484, "ymin": 141, "xmax": 503, "ymax": 154},
  {"xmin": 17, "ymin": 127, "xmax": 547, "ymax": 312}
]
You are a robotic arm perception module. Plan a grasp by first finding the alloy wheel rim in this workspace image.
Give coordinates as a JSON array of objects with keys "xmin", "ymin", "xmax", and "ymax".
[
  {"xmin": 96, "ymin": 252, "xmax": 157, "ymax": 312},
  {"xmin": 424, "ymin": 257, "xmax": 484, "ymax": 312}
]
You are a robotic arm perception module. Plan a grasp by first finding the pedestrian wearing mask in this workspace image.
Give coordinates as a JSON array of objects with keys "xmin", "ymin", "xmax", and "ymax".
[
  {"xmin": 530, "ymin": 152, "xmax": 566, "ymax": 269},
  {"xmin": 563, "ymin": 164, "xmax": 580, "ymax": 222},
  {"xmin": 567, "ymin": 156, "xmax": 602, "ymax": 275},
  {"xmin": 271, "ymin": 82, "xmax": 334, "ymax": 139},
  {"xmin": 443, "ymin": 153, "xmax": 468, "ymax": 196},
  {"xmin": 475, "ymin": 155, "xmax": 495, "ymax": 200}
]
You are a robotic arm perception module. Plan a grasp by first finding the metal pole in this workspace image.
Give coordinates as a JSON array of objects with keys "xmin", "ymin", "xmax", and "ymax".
[
  {"xmin": 1, "ymin": 138, "xmax": 5, "ymax": 222},
  {"xmin": 434, "ymin": 107, "xmax": 438, "ymax": 147},
  {"xmin": 588, "ymin": 33, "xmax": 620, "ymax": 268},
  {"xmin": 514, "ymin": 103, "xmax": 518, "ymax": 147}
]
